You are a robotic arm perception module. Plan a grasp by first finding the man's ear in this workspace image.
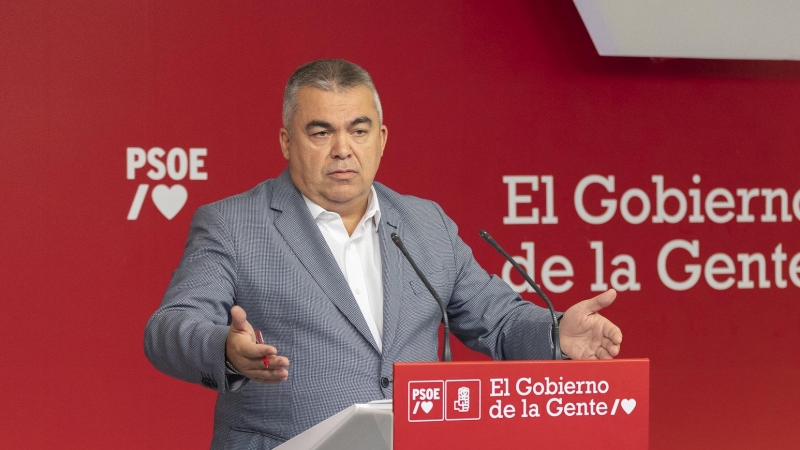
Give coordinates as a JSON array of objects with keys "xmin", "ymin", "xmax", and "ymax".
[
  {"xmin": 279, "ymin": 128, "xmax": 290, "ymax": 160},
  {"xmin": 379, "ymin": 124, "xmax": 388, "ymax": 156}
]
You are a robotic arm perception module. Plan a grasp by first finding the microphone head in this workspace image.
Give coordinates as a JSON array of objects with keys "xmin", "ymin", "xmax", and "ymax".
[
  {"xmin": 391, "ymin": 233, "xmax": 408, "ymax": 252},
  {"xmin": 479, "ymin": 229, "xmax": 495, "ymax": 244},
  {"xmin": 391, "ymin": 233, "xmax": 412, "ymax": 256}
]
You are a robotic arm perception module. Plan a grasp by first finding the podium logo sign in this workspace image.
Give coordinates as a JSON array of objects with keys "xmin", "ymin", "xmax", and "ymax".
[
  {"xmin": 406, "ymin": 374, "xmax": 641, "ymax": 422},
  {"xmin": 394, "ymin": 360, "xmax": 649, "ymax": 449},
  {"xmin": 446, "ymin": 379, "xmax": 481, "ymax": 421},
  {"xmin": 408, "ymin": 381, "xmax": 444, "ymax": 422},
  {"xmin": 408, "ymin": 379, "xmax": 482, "ymax": 422}
]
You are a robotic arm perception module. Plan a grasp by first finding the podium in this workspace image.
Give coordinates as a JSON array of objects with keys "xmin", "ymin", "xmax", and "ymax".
[
  {"xmin": 277, "ymin": 359, "xmax": 649, "ymax": 449},
  {"xmin": 274, "ymin": 401, "xmax": 393, "ymax": 450}
]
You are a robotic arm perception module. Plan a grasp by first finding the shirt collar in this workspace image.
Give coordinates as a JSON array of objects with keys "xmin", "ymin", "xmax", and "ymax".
[{"xmin": 302, "ymin": 187, "xmax": 382, "ymax": 230}]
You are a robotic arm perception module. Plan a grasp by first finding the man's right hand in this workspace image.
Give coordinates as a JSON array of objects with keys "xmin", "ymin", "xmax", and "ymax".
[{"xmin": 225, "ymin": 305, "xmax": 290, "ymax": 384}]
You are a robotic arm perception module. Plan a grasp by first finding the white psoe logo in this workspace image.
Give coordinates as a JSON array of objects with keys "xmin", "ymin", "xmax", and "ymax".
[
  {"xmin": 126, "ymin": 147, "xmax": 207, "ymax": 220},
  {"xmin": 454, "ymin": 386, "xmax": 470, "ymax": 412}
]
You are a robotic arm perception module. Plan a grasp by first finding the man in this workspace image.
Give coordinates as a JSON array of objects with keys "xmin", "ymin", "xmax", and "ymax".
[{"xmin": 144, "ymin": 59, "xmax": 622, "ymax": 449}]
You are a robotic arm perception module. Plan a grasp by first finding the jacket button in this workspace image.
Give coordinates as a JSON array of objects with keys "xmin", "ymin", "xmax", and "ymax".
[{"xmin": 380, "ymin": 377, "xmax": 390, "ymax": 388}]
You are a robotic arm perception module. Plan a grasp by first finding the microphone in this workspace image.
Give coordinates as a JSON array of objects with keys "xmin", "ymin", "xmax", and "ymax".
[
  {"xmin": 479, "ymin": 230, "xmax": 563, "ymax": 360},
  {"xmin": 391, "ymin": 232, "xmax": 452, "ymax": 362}
]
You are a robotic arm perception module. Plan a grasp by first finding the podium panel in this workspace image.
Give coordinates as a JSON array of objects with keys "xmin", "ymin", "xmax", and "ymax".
[{"xmin": 394, "ymin": 359, "xmax": 649, "ymax": 449}]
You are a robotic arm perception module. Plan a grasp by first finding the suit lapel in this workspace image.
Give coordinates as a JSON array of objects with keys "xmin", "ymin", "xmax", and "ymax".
[
  {"xmin": 270, "ymin": 170, "xmax": 379, "ymax": 352},
  {"xmin": 376, "ymin": 188, "xmax": 402, "ymax": 356}
]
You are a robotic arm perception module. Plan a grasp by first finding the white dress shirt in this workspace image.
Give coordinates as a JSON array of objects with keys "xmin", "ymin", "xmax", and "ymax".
[{"xmin": 302, "ymin": 188, "xmax": 384, "ymax": 351}]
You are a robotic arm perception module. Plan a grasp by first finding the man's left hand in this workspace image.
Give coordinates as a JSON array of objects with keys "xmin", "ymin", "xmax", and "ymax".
[{"xmin": 559, "ymin": 289, "xmax": 622, "ymax": 360}]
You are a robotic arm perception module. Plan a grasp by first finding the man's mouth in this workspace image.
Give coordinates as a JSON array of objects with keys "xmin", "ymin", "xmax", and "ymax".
[{"xmin": 328, "ymin": 169, "xmax": 357, "ymax": 179}]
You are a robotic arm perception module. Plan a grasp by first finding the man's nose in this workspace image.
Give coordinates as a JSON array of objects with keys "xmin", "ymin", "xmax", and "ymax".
[{"xmin": 330, "ymin": 133, "xmax": 352, "ymax": 159}]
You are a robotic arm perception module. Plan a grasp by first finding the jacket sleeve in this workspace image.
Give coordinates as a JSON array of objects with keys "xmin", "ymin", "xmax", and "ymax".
[
  {"xmin": 144, "ymin": 203, "xmax": 247, "ymax": 392},
  {"xmin": 433, "ymin": 203, "xmax": 557, "ymax": 361}
]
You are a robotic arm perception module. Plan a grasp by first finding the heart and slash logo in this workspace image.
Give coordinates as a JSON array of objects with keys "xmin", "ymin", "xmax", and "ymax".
[
  {"xmin": 126, "ymin": 146, "xmax": 207, "ymax": 220},
  {"xmin": 151, "ymin": 185, "xmax": 188, "ymax": 220},
  {"xmin": 620, "ymin": 399, "xmax": 636, "ymax": 414},
  {"xmin": 408, "ymin": 381, "xmax": 444, "ymax": 422}
]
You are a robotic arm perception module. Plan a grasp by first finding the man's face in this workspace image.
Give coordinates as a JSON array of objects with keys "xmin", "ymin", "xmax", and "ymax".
[{"xmin": 280, "ymin": 86, "xmax": 387, "ymax": 217}]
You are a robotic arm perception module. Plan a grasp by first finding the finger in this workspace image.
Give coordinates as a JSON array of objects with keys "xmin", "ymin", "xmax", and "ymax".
[
  {"xmin": 239, "ymin": 342, "xmax": 280, "ymax": 359},
  {"xmin": 263, "ymin": 355, "xmax": 290, "ymax": 369},
  {"xmin": 251, "ymin": 368, "xmax": 289, "ymax": 384},
  {"xmin": 595, "ymin": 346, "xmax": 613, "ymax": 360},
  {"xmin": 588, "ymin": 316, "xmax": 622, "ymax": 346},
  {"xmin": 248, "ymin": 363, "xmax": 290, "ymax": 384},
  {"xmin": 606, "ymin": 325, "xmax": 623, "ymax": 345},
  {"xmin": 240, "ymin": 354, "xmax": 289, "ymax": 373},
  {"xmin": 583, "ymin": 289, "xmax": 617, "ymax": 314},
  {"xmin": 596, "ymin": 334, "xmax": 620, "ymax": 357},
  {"xmin": 230, "ymin": 305, "xmax": 251, "ymax": 333}
]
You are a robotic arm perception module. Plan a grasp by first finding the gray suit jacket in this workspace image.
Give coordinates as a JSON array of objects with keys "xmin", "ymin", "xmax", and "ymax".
[{"xmin": 144, "ymin": 169, "xmax": 555, "ymax": 449}]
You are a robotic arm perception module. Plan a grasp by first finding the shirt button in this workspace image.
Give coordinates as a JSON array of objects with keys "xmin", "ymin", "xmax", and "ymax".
[
  {"xmin": 355, "ymin": 288, "xmax": 362, "ymax": 295},
  {"xmin": 380, "ymin": 377, "xmax": 390, "ymax": 388}
]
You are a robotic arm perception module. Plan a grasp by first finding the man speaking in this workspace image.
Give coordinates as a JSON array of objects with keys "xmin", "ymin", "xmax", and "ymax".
[{"xmin": 144, "ymin": 59, "xmax": 622, "ymax": 449}]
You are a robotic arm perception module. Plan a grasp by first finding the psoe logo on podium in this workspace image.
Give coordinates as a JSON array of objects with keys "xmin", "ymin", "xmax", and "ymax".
[
  {"xmin": 408, "ymin": 380, "xmax": 444, "ymax": 422},
  {"xmin": 445, "ymin": 379, "xmax": 481, "ymax": 421}
]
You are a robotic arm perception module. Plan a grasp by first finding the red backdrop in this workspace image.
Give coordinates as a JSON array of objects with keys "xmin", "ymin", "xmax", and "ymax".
[{"xmin": 2, "ymin": 1, "xmax": 799, "ymax": 448}]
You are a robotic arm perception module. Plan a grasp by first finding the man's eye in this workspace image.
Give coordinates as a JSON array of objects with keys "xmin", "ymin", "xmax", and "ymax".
[
  {"xmin": 312, "ymin": 131, "xmax": 330, "ymax": 137},
  {"xmin": 353, "ymin": 129, "xmax": 368, "ymax": 136}
]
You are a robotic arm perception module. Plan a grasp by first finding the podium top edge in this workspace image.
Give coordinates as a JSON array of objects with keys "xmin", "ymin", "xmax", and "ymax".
[{"xmin": 395, "ymin": 358, "xmax": 649, "ymax": 367}]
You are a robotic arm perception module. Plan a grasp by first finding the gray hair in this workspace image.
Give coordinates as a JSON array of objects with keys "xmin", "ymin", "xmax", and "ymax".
[{"xmin": 282, "ymin": 59, "xmax": 383, "ymax": 129}]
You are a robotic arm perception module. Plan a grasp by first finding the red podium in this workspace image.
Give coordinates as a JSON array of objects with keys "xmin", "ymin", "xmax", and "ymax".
[
  {"xmin": 276, "ymin": 359, "xmax": 648, "ymax": 449},
  {"xmin": 394, "ymin": 359, "xmax": 649, "ymax": 450}
]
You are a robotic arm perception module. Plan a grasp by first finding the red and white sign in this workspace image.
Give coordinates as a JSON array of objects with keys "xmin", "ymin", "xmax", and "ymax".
[
  {"xmin": 407, "ymin": 381, "xmax": 444, "ymax": 422},
  {"xmin": 394, "ymin": 359, "xmax": 649, "ymax": 450}
]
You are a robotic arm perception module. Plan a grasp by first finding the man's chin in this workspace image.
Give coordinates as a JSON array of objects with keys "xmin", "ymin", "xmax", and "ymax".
[{"xmin": 322, "ymin": 188, "xmax": 370, "ymax": 205}]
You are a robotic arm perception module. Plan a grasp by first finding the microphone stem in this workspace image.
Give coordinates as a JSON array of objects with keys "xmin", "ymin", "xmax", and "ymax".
[
  {"xmin": 391, "ymin": 233, "xmax": 452, "ymax": 362},
  {"xmin": 479, "ymin": 230, "xmax": 562, "ymax": 360}
]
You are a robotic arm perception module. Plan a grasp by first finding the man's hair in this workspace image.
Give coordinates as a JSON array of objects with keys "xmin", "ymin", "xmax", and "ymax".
[{"xmin": 282, "ymin": 59, "xmax": 383, "ymax": 129}]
